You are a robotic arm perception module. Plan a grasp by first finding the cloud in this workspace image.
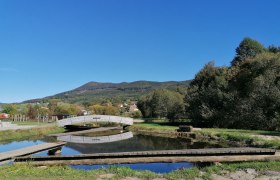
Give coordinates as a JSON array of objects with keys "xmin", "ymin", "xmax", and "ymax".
[{"xmin": 0, "ymin": 68, "xmax": 18, "ymax": 72}]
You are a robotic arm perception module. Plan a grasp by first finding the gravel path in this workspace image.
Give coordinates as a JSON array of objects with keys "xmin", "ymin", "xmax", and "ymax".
[{"xmin": 210, "ymin": 169, "xmax": 280, "ymax": 180}]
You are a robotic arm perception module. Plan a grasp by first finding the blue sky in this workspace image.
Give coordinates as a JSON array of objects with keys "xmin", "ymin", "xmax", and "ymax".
[{"xmin": 1, "ymin": 0, "xmax": 280, "ymax": 103}]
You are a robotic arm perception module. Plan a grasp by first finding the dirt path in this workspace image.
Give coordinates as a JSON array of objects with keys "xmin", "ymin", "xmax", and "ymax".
[{"xmin": 0, "ymin": 124, "xmax": 37, "ymax": 131}]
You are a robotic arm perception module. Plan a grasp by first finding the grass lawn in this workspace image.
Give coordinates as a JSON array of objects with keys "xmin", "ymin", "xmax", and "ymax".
[
  {"xmin": 200, "ymin": 128, "xmax": 280, "ymax": 149},
  {"xmin": 0, "ymin": 125, "xmax": 64, "ymax": 143},
  {"xmin": 1, "ymin": 161, "xmax": 280, "ymax": 180},
  {"xmin": 129, "ymin": 123, "xmax": 177, "ymax": 133}
]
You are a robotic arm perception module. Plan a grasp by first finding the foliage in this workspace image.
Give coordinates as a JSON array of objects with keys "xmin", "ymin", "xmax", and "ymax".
[
  {"xmin": 89, "ymin": 104, "xmax": 120, "ymax": 116},
  {"xmin": 26, "ymin": 104, "xmax": 38, "ymax": 119},
  {"xmin": 228, "ymin": 53, "xmax": 280, "ymax": 130},
  {"xmin": 1, "ymin": 104, "xmax": 17, "ymax": 115},
  {"xmin": 54, "ymin": 102, "xmax": 82, "ymax": 115},
  {"xmin": 137, "ymin": 89, "xmax": 185, "ymax": 121},
  {"xmin": 186, "ymin": 38, "xmax": 280, "ymax": 130},
  {"xmin": 185, "ymin": 62, "xmax": 232, "ymax": 127},
  {"xmin": 231, "ymin": 37, "xmax": 266, "ymax": 66},
  {"xmin": 131, "ymin": 110, "xmax": 142, "ymax": 118},
  {"xmin": 268, "ymin": 45, "xmax": 280, "ymax": 53}
]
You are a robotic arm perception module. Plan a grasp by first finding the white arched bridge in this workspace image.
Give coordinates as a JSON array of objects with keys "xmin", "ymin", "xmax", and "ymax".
[{"xmin": 57, "ymin": 115, "xmax": 133, "ymax": 127}]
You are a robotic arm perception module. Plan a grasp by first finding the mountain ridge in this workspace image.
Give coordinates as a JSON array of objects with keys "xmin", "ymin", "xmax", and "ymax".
[{"xmin": 24, "ymin": 80, "xmax": 191, "ymax": 104}]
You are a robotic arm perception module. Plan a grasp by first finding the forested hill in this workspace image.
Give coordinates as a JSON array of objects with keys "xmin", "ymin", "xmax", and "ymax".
[{"xmin": 24, "ymin": 80, "xmax": 191, "ymax": 104}]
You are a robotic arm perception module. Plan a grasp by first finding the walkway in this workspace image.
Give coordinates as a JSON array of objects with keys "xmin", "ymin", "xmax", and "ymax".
[
  {"xmin": 0, "ymin": 142, "xmax": 66, "ymax": 162},
  {"xmin": 15, "ymin": 148, "xmax": 279, "ymax": 165},
  {"xmin": 0, "ymin": 124, "xmax": 37, "ymax": 131}
]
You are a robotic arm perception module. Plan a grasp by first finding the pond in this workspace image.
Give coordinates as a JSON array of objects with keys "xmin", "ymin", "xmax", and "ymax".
[
  {"xmin": 71, "ymin": 162, "xmax": 193, "ymax": 173},
  {"xmin": 0, "ymin": 131, "xmax": 229, "ymax": 173}
]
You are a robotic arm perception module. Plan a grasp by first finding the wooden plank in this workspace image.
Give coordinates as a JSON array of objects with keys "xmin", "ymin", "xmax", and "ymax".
[
  {"xmin": 0, "ymin": 142, "xmax": 66, "ymax": 162},
  {"xmin": 15, "ymin": 148, "xmax": 276, "ymax": 162},
  {"xmin": 49, "ymin": 127, "xmax": 122, "ymax": 137},
  {"xmin": 15, "ymin": 153, "xmax": 280, "ymax": 166}
]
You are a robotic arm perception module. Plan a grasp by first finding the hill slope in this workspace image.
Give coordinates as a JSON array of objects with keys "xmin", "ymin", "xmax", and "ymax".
[{"xmin": 25, "ymin": 80, "xmax": 191, "ymax": 104}]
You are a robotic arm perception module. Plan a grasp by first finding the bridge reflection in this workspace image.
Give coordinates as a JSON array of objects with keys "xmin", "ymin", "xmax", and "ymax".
[{"xmin": 57, "ymin": 131, "xmax": 133, "ymax": 144}]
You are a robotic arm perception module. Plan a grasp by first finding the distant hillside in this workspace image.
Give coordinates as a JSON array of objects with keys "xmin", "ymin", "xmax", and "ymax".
[{"xmin": 24, "ymin": 80, "xmax": 191, "ymax": 104}]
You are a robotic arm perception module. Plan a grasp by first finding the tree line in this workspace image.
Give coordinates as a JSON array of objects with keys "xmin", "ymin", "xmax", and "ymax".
[
  {"xmin": 1, "ymin": 99, "xmax": 142, "ymax": 120},
  {"xmin": 138, "ymin": 38, "xmax": 280, "ymax": 131}
]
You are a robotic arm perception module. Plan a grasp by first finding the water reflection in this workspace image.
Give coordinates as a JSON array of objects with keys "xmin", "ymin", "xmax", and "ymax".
[
  {"xmin": 0, "ymin": 132, "xmax": 228, "ymax": 157},
  {"xmin": 57, "ymin": 131, "xmax": 133, "ymax": 144},
  {"xmin": 63, "ymin": 134, "xmax": 225, "ymax": 154}
]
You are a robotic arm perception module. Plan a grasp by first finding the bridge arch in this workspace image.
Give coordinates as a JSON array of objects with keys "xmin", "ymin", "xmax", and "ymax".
[{"xmin": 57, "ymin": 115, "xmax": 133, "ymax": 127}]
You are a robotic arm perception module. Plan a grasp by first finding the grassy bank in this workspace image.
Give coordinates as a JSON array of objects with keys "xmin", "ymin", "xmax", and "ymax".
[
  {"xmin": 130, "ymin": 123, "xmax": 280, "ymax": 149},
  {"xmin": 0, "ymin": 126, "xmax": 64, "ymax": 143},
  {"xmin": 199, "ymin": 128, "xmax": 280, "ymax": 149},
  {"xmin": 1, "ymin": 161, "xmax": 280, "ymax": 179}
]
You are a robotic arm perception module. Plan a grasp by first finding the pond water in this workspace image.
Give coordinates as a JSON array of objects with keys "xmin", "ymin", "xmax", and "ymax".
[
  {"xmin": 57, "ymin": 133, "xmax": 225, "ymax": 155},
  {"xmin": 0, "ymin": 140, "xmax": 45, "ymax": 153},
  {"xmin": 0, "ymin": 131, "xmax": 227, "ymax": 173},
  {"xmin": 71, "ymin": 162, "xmax": 193, "ymax": 173}
]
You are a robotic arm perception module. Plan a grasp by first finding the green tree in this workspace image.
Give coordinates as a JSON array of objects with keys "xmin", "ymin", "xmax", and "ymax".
[
  {"xmin": 268, "ymin": 45, "xmax": 280, "ymax": 54},
  {"xmin": 89, "ymin": 104, "xmax": 120, "ymax": 116},
  {"xmin": 131, "ymin": 110, "xmax": 143, "ymax": 119},
  {"xmin": 1, "ymin": 104, "xmax": 17, "ymax": 115},
  {"xmin": 231, "ymin": 37, "xmax": 266, "ymax": 66},
  {"xmin": 138, "ymin": 89, "xmax": 185, "ymax": 121},
  {"xmin": 137, "ymin": 94, "xmax": 153, "ymax": 117},
  {"xmin": 54, "ymin": 102, "xmax": 82, "ymax": 116},
  {"xmin": 185, "ymin": 62, "xmax": 232, "ymax": 127},
  {"xmin": 229, "ymin": 53, "xmax": 280, "ymax": 130}
]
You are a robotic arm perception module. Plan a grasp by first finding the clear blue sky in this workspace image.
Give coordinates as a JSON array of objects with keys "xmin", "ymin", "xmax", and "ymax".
[{"xmin": 1, "ymin": 0, "xmax": 280, "ymax": 103}]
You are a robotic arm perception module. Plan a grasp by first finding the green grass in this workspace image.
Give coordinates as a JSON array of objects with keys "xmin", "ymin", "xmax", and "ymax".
[
  {"xmin": 166, "ymin": 167, "xmax": 200, "ymax": 180},
  {"xmin": 0, "ymin": 126, "xmax": 64, "ymax": 143},
  {"xmin": 201, "ymin": 128, "xmax": 280, "ymax": 137},
  {"xmin": 129, "ymin": 123, "xmax": 177, "ymax": 133},
  {"xmin": 1, "ymin": 161, "xmax": 280, "ymax": 180},
  {"xmin": 199, "ymin": 128, "xmax": 280, "ymax": 149},
  {"xmin": 0, "ymin": 164, "xmax": 157, "ymax": 180}
]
